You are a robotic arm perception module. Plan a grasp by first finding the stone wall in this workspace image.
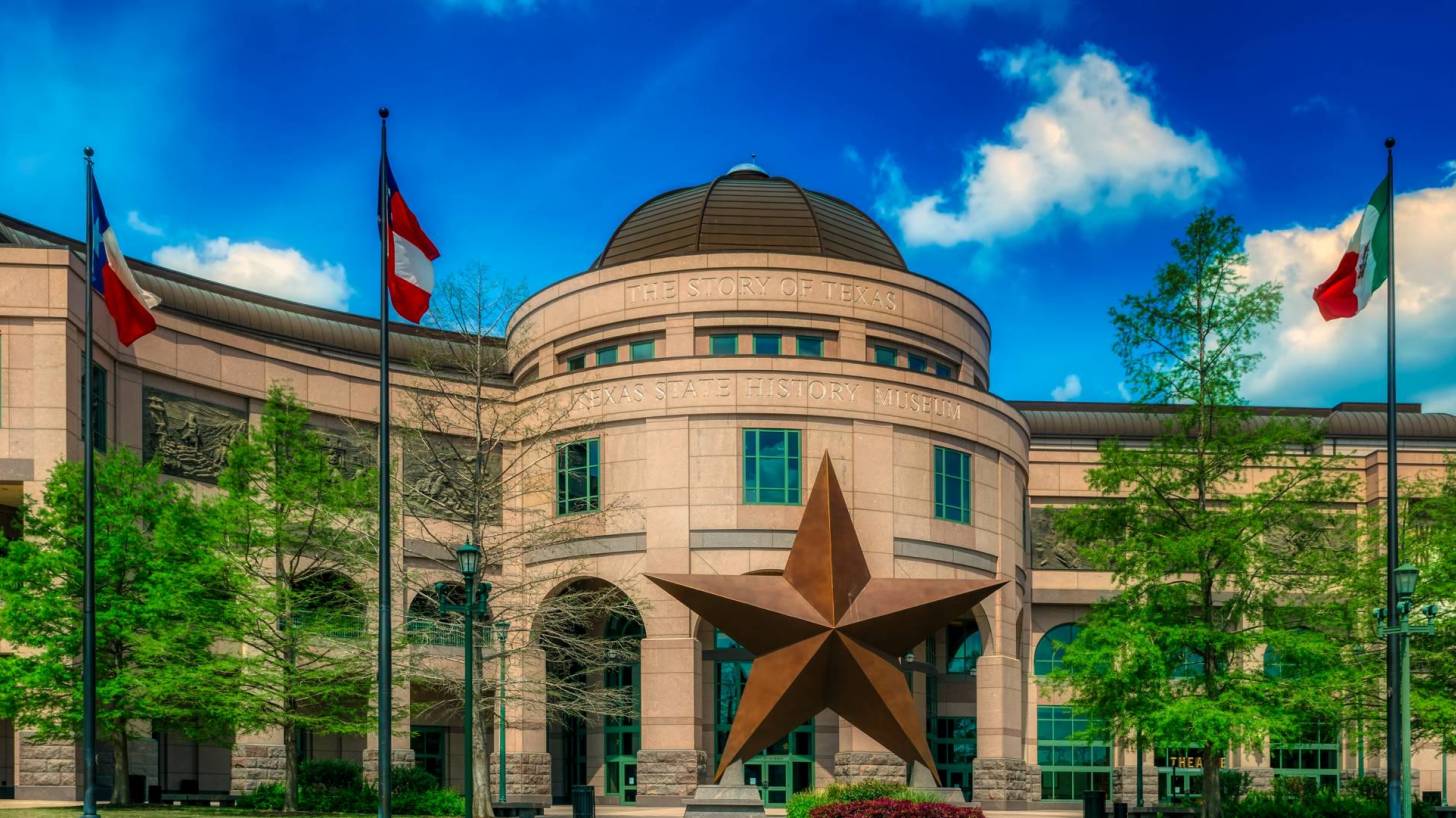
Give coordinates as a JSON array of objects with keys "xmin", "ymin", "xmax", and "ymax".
[
  {"xmin": 833, "ymin": 752, "xmax": 906, "ymax": 784},
  {"xmin": 17, "ymin": 735, "xmax": 77, "ymax": 800},
  {"xmin": 635, "ymin": 749, "xmax": 705, "ymax": 802},
  {"xmin": 501, "ymin": 752, "xmax": 552, "ymax": 804},
  {"xmin": 230, "ymin": 743, "xmax": 285, "ymax": 795},
  {"xmin": 361, "ymin": 748, "xmax": 416, "ymax": 783},
  {"xmin": 1113, "ymin": 765, "xmax": 1159, "ymax": 805},
  {"xmin": 974, "ymin": 758, "xmax": 1030, "ymax": 806}
]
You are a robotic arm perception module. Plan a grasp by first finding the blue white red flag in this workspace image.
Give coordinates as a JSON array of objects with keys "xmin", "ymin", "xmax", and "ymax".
[
  {"xmin": 90, "ymin": 182, "xmax": 159, "ymax": 345},
  {"xmin": 381, "ymin": 157, "xmax": 438, "ymax": 323}
]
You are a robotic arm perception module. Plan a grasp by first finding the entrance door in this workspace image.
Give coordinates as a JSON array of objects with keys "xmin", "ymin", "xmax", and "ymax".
[
  {"xmin": 713, "ymin": 630, "xmax": 815, "ymax": 806},
  {"xmin": 410, "ymin": 726, "xmax": 448, "ymax": 787},
  {"xmin": 0, "ymin": 718, "xmax": 13, "ymax": 799}
]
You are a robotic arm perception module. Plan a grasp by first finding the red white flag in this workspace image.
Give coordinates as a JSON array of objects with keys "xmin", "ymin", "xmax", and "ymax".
[
  {"xmin": 381, "ymin": 157, "xmax": 438, "ymax": 322},
  {"xmin": 90, "ymin": 181, "xmax": 160, "ymax": 345}
]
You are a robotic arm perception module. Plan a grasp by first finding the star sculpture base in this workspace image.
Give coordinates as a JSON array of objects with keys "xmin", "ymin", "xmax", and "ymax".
[
  {"xmin": 648, "ymin": 453, "xmax": 1006, "ymax": 787},
  {"xmin": 681, "ymin": 761, "xmax": 767, "ymax": 818}
]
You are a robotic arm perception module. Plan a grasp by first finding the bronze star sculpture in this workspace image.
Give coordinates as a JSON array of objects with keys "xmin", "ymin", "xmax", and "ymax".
[{"xmin": 647, "ymin": 453, "xmax": 1005, "ymax": 784}]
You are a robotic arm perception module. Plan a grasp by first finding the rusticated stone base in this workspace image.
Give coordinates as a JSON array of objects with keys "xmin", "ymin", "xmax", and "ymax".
[
  {"xmin": 636, "ymin": 750, "xmax": 707, "ymax": 802},
  {"xmin": 362, "ymin": 748, "xmax": 417, "ymax": 783},
  {"xmin": 1246, "ymin": 767, "xmax": 1274, "ymax": 792},
  {"xmin": 1113, "ymin": 765, "xmax": 1159, "ymax": 805},
  {"xmin": 833, "ymin": 752, "xmax": 906, "ymax": 784},
  {"xmin": 16, "ymin": 734, "xmax": 78, "ymax": 800},
  {"xmin": 494, "ymin": 752, "xmax": 551, "ymax": 804},
  {"xmin": 230, "ymin": 743, "xmax": 285, "ymax": 795},
  {"xmin": 973, "ymin": 757, "xmax": 1030, "ymax": 807}
]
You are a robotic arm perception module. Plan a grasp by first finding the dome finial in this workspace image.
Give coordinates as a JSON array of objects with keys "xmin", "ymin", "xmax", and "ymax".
[{"xmin": 726, "ymin": 155, "xmax": 767, "ymax": 178}]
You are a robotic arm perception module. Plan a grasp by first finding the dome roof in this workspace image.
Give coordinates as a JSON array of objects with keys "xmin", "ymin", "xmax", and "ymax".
[{"xmin": 592, "ymin": 165, "xmax": 906, "ymax": 271}]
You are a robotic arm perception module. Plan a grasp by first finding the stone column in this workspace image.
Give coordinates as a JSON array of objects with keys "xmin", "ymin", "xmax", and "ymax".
[
  {"xmin": 502, "ymin": 646, "xmax": 550, "ymax": 804},
  {"xmin": 637, "ymin": 635, "xmax": 706, "ymax": 804},
  {"xmin": 230, "ymin": 728, "xmax": 286, "ymax": 796},
  {"xmin": 15, "ymin": 732, "xmax": 79, "ymax": 801},
  {"xmin": 974, "ymin": 654, "xmax": 1029, "ymax": 807}
]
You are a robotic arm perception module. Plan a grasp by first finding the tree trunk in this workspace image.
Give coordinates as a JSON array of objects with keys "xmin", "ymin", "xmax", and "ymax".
[
  {"xmin": 110, "ymin": 732, "xmax": 131, "ymax": 806},
  {"xmin": 1201, "ymin": 745, "xmax": 1222, "ymax": 818},
  {"xmin": 473, "ymin": 694, "xmax": 494, "ymax": 818},
  {"xmin": 282, "ymin": 724, "xmax": 298, "ymax": 812}
]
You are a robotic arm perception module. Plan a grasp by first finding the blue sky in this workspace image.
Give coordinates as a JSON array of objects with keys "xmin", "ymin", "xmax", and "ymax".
[{"xmin": 5, "ymin": 0, "xmax": 1456, "ymax": 410}]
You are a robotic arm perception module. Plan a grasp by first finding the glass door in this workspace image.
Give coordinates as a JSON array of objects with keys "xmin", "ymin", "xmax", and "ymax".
[{"xmin": 713, "ymin": 630, "xmax": 815, "ymax": 806}]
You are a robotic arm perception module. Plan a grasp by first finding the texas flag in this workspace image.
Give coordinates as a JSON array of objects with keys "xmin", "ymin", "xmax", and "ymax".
[
  {"xmin": 381, "ymin": 157, "xmax": 439, "ymax": 323},
  {"xmin": 91, "ymin": 182, "xmax": 160, "ymax": 345}
]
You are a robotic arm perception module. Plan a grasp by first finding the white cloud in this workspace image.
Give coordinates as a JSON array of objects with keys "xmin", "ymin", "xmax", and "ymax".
[
  {"xmin": 127, "ymin": 210, "xmax": 163, "ymax": 236},
  {"xmin": 903, "ymin": 0, "xmax": 1071, "ymax": 25},
  {"xmin": 1441, "ymin": 160, "xmax": 1456, "ymax": 184},
  {"xmin": 1117, "ymin": 381, "xmax": 1132, "ymax": 402},
  {"xmin": 1419, "ymin": 385, "xmax": 1456, "ymax": 415},
  {"xmin": 1240, "ymin": 182, "xmax": 1456, "ymax": 405},
  {"xmin": 1051, "ymin": 373, "xmax": 1082, "ymax": 401},
  {"xmin": 885, "ymin": 44, "xmax": 1227, "ymax": 247},
  {"xmin": 153, "ymin": 237, "xmax": 351, "ymax": 310}
]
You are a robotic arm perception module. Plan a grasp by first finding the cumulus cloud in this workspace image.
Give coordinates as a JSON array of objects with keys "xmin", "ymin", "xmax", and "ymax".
[
  {"xmin": 1051, "ymin": 373, "xmax": 1082, "ymax": 401},
  {"xmin": 884, "ymin": 44, "xmax": 1227, "ymax": 247},
  {"xmin": 903, "ymin": 0, "xmax": 1071, "ymax": 25},
  {"xmin": 1240, "ymin": 182, "xmax": 1456, "ymax": 405},
  {"xmin": 127, "ymin": 210, "xmax": 163, "ymax": 236},
  {"xmin": 153, "ymin": 237, "xmax": 351, "ymax": 310}
]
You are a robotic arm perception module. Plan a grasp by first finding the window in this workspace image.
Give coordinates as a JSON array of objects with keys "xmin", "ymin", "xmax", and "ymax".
[
  {"xmin": 83, "ymin": 363, "xmax": 107, "ymax": 452},
  {"xmin": 566, "ymin": 354, "xmax": 586, "ymax": 372},
  {"xmin": 603, "ymin": 613, "xmax": 644, "ymax": 803},
  {"xmin": 630, "ymin": 339, "xmax": 655, "ymax": 361},
  {"xmin": 1269, "ymin": 719, "xmax": 1340, "ymax": 790},
  {"xmin": 934, "ymin": 362, "xmax": 953, "ymax": 379},
  {"xmin": 931, "ymin": 717, "xmax": 976, "ymax": 799},
  {"xmin": 410, "ymin": 726, "xmax": 448, "ymax": 786},
  {"xmin": 795, "ymin": 336, "xmax": 823, "ymax": 357},
  {"xmin": 556, "ymin": 438, "xmax": 601, "ymax": 515},
  {"xmin": 907, "ymin": 354, "xmax": 927, "ymax": 373},
  {"xmin": 753, "ymin": 334, "xmax": 782, "ymax": 356},
  {"xmin": 933, "ymin": 446, "xmax": 972, "ymax": 524},
  {"xmin": 743, "ymin": 429, "xmax": 801, "ymax": 505},
  {"xmin": 710, "ymin": 334, "xmax": 738, "ymax": 356},
  {"xmin": 596, "ymin": 346, "xmax": 618, "ymax": 365},
  {"xmin": 945, "ymin": 623, "xmax": 982, "ymax": 674},
  {"xmin": 406, "ymin": 586, "xmax": 465, "ymax": 647},
  {"xmin": 1155, "ymin": 745, "xmax": 1205, "ymax": 803},
  {"xmin": 1037, "ymin": 705, "xmax": 1111, "ymax": 802},
  {"xmin": 874, "ymin": 345, "xmax": 897, "ymax": 366},
  {"xmin": 1035, "ymin": 623, "xmax": 1082, "ymax": 676},
  {"xmin": 715, "ymin": 630, "xmax": 815, "ymax": 804},
  {"xmin": 292, "ymin": 571, "xmax": 365, "ymax": 637}
]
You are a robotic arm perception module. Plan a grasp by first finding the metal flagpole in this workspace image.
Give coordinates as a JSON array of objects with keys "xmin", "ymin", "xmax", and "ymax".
[
  {"xmin": 1383, "ymin": 136, "xmax": 1401, "ymax": 818},
  {"xmin": 80, "ymin": 146, "xmax": 100, "ymax": 818},
  {"xmin": 377, "ymin": 107, "xmax": 394, "ymax": 818}
]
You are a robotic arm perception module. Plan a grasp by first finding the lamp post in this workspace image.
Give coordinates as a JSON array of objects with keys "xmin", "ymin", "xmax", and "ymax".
[
  {"xmin": 436, "ymin": 541, "xmax": 492, "ymax": 818},
  {"xmin": 1375, "ymin": 563, "xmax": 1439, "ymax": 818},
  {"xmin": 494, "ymin": 620, "xmax": 510, "ymax": 805}
]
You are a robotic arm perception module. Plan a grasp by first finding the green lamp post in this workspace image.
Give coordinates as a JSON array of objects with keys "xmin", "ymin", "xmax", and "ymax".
[
  {"xmin": 494, "ymin": 620, "xmax": 510, "ymax": 805},
  {"xmin": 436, "ymin": 541, "xmax": 492, "ymax": 818},
  {"xmin": 1375, "ymin": 563, "xmax": 1439, "ymax": 818}
]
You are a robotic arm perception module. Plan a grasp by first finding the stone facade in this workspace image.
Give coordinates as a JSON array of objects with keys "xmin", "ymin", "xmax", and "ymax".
[
  {"xmin": 973, "ymin": 758, "xmax": 1030, "ymax": 807},
  {"xmin": 635, "ymin": 749, "xmax": 706, "ymax": 801},
  {"xmin": 1113, "ymin": 765, "xmax": 1160, "ymax": 805},
  {"xmin": 229, "ymin": 743, "xmax": 286, "ymax": 795},
  {"xmin": 500, "ymin": 752, "xmax": 552, "ymax": 804},
  {"xmin": 16, "ymin": 735, "xmax": 77, "ymax": 800},
  {"xmin": 832, "ymin": 752, "xmax": 906, "ymax": 784}
]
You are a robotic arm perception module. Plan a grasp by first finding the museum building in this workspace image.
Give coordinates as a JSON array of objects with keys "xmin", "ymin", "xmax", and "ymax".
[{"xmin": 1, "ymin": 164, "xmax": 1454, "ymax": 810}]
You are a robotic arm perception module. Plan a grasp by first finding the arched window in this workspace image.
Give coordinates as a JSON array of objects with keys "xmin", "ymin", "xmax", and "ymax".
[
  {"xmin": 946, "ymin": 623, "xmax": 982, "ymax": 675},
  {"xmin": 406, "ymin": 584, "xmax": 465, "ymax": 647},
  {"xmin": 1173, "ymin": 649, "xmax": 1206, "ymax": 679},
  {"xmin": 292, "ymin": 571, "xmax": 364, "ymax": 637},
  {"xmin": 1034, "ymin": 623, "xmax": 1081, "ymax": 676}
]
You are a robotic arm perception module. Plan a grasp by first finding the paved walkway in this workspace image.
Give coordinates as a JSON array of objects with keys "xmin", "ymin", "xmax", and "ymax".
[{"xmin": 540, "ymin": 805, "xmax": 1075, "ymax": 818}]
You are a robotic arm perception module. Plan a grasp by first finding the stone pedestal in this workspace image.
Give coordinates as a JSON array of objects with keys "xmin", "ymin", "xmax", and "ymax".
[
  {"xmin": 636, "ymin": 749, "xmax": 706, "ymax": 803},
  {"xmin": 908, "ymin": 761, "xmax": 967, "ymax": 804},
  {"xmin": 492, "ymin": 752, "xmax": 551, "ymax": 805},
  {"xmin": 833, "ymin": 752, "xmax": 906, "ymax": 784},
  {"xmin": 973, "ymin": 757, "xmax": 1030, "ymax": 808},
  {"xmin": 681, "ymin": 761, "xmax": 764, "ymax": 818}
]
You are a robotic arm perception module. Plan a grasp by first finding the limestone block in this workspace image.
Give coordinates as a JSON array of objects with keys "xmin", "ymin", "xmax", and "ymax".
[
  {"xmin": 832, "ymin": 752, "xmax": 906, "ymax": 784},
  {"xmin": 637, "ymin": 749, "xmax": 707, "ymax": 798}
]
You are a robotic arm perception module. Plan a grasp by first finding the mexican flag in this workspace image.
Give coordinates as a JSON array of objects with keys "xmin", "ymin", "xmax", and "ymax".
[{"xmin": 1312, "ymin": 174, "xmax": 1391, "ymax": 320}]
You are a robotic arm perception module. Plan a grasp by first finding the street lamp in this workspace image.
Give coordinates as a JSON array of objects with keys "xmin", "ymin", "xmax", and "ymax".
[
  {"xmin": 1376, "ymin": 563, "xmax": 1439, "ymax": 818},
  {"xmin": 494, "ymin": 620, "xmax": 510, "ymax": 805},
  {"xmin": 436, "ymin": 541, "xmax": 492, "ymax": 818}
]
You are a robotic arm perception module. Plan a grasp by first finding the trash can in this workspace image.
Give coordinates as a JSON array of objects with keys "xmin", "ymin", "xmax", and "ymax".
[
  {"xmin": 1082, "ymin": 789, "xmax": 1106, "ymax": 818},
  {"xmin": 571, "ymin": 784, "xmax": 595, "ymax": 818}
]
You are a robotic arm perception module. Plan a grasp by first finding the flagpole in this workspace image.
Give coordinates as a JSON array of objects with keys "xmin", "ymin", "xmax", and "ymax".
[
  {"xmin": 80, "ymin": 146, "xmax": 100, "ymax": 818},
  {"xmin": 377, "ymin": 107, "xmax": 394, "ymax": 818},
  {"xmin": 1383, "ymin": 135, "xmax": 1401, "ymax": 818}
]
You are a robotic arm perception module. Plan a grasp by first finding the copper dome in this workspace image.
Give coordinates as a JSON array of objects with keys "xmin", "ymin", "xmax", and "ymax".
[{"xmin": 592, "ymin": 165, "xmax": 906, "ymax": 271}]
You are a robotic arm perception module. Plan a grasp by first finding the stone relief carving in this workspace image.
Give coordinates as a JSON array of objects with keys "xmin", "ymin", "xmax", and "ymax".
[
  {"xmin": 315, "ymin": 423, "xmax": 377, "ymax": 480},
  {"xmin": 403, "ymin": 433, "xmax": 499, "ymax": 523},
  {"xmin": 142, "ymin": 388, "xmax": 247, "ymax": 483},
  {"xmin": 1030, "ymin": 507, "xmax": 1091, "ymax": 570}
]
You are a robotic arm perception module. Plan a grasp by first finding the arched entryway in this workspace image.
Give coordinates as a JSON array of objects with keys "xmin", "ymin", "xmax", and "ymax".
[{"xmin": 706, "ymin": 627, "xmax": 815, "ymax": 806}]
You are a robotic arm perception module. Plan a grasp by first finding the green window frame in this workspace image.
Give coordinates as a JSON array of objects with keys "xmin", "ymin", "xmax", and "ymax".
[
  {"xmin": 630, "ymin": 339, "xmax": 655, "ymax": 361},
  {"xmin": 945, "ymin": 623, "xmax": 982, "ymax": 675},
  {"xmin": 743, "ymin": 428, "xmax": 801, "ymax": 505},
  {"xmin": 934, "ymin": 362, "xmax": 953, "ymax": 379},
  {"xmin": 1155, "ymin": 745, "xmax": 1205, "ymax": 803},
  {"xmin": 933, "ymin": 446, "xmax": 972, "ymax": 524},
  {"xmin": 753, "ymin": 334, "xmax": 781, "ymax": 356},
  {"xmin": 1269, "ymin": 718, "xmax": 1340, "ymax": 790},
  {"xmin": 795, "ymin": 336, "xmax": 823, "ymax": 357},
  {"xmin": 715, "ymin": 629, "xmax": 815, "ymax": 804},
  {"xmin": 410, "ymin": 726, "xmax": 449, "ymax": 786},
  {"xmin": 907, "ymin": 353, "xmax": 928, "ymax": 373},
  {"xmin": 1035, "ymin": 623, "xmax": 1082, "ymax": 676},
  {"xmin": 874, "ymin": 345, "xmax": 897, "ymax": 366},
  {"xmin": 556, "ymin": 438, "xmax": 601, "ymax": 515},
  {"xmin": 924, "ymin": 635, "xmax": 976, "ymax": 800},
  {"xmin": 566, "ymin": 354, "xmax": 586, "ymax": 372},
  {"xmin": 710, "ymin": 334, "xmax": 738, "ymax": 356},
  {"xmin": 596, "ymin": 346, "xmax": 619, "ymax": 365},
  {"xmin": 603, "ymin": 613, "xmax": 644, "ymax": 803},
  {"xmin": 1036, "ymin": 705, "xmax": 1111, "ymax": 802}
]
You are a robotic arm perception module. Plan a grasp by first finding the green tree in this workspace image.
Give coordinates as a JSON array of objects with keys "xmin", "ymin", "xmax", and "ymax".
[
  {"xmin": 217, "ymin": 385, "xmax": 378, "ymax": 811},
  {"xmin": 1050, "ymin": 210, "xmax": 1358, "ymax": 818},
  {"xmin": 0, "ymin": 448, "xmax": 237, "ymax": 804}
]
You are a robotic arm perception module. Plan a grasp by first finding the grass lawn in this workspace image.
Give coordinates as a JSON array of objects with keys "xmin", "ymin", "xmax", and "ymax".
[{"xmin": 0, "ymin": 809, "xmax": 442, "ymax": 818}]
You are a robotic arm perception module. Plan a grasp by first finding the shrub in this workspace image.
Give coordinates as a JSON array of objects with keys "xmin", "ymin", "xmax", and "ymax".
[
  {"xmin": 810, "ymin": 797, "xmax": 984, "ymax": 818},
  {"xmin": 1220, "ymin": 769, "xmax": 1252, "ymax": 804},
  {"xmin": 391, "ymin": 764, "xmax": 442, "ymax": 795},
  {"xmin": 299, "ymin": 758, "xmax": 366, "ymax": 791},
  {"xmin": 787, "ymin": 780, "xmax": 940, "ymax": 818},
  {"xmin": 234, "ymin": 783, "xmax": 285, "ymax": 810},
  {"xmin": 296, "ymin": 758, "xmax": 375, "ymax": 813},
  {"xmin": 394, "ymin": 786, "xmax": 467, "ymax": 816}
]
